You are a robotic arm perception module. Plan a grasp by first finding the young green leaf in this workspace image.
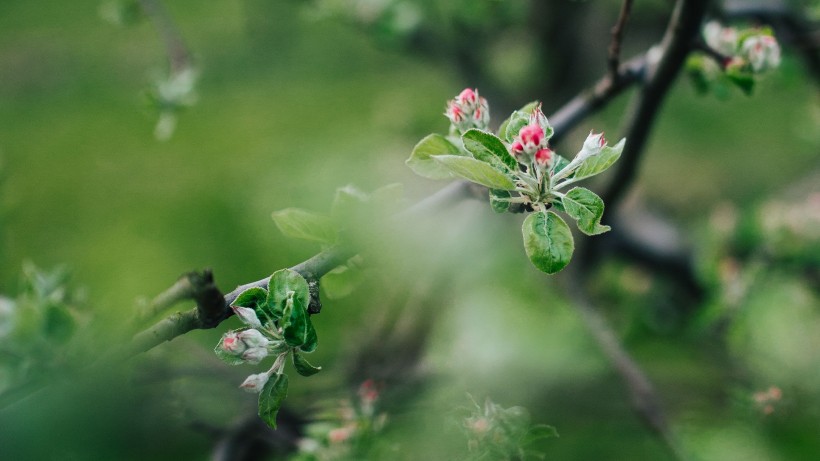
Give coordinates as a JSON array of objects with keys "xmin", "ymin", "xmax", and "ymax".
[
  {"xmin": 522, "ymin": 424, "xmax": 559, "ymax": 445},
  {"xmin": 462, "ymin": 129, "xmax": 517, "ymax": 172},
  {"xmin": 432, "ymin": 155, "xmax": 517, "ymax": 190},
  {"xmin": 300, "ymin": 317, "xmax": 318, "ymax": 353},
  {"xmin": 271, "ymin": 208, "xmax": 338, "ymax": 244},
  {"xmin": 321, "ymin": 263, "xmax": 364, "ymax": 300},
  {"xmin": 282, "ymin": 292, "xmax": 310, "ymax": 348},
  {"xmin": 331, "ymin": 184, "xmax": 369, "ymax": 219},
  {"xmin": 498, "ymin": 101, "xmax": 539, "ymax": 142},
  {"xmin": 406, "ymin": 134, "xmax": 463, "ymax": 179},
  {"xmin": 572, "ymin": 138, "xmax": 625, "ymax": 180},
  {"xmin": 232, "ymin": 287, "xmax": 273, "ymax": 326},
  {"xmin": 562, "ymin": 187, "xmax": 611, "ymax": 235},
  {"xmin": 267, "ymin": 269, "xmax": 310, "ymax": 320},
  {"xmin": 292, "ymin": 351, "xmax": 322, "ymax": 376},
  {"xmin": 489, "ymin": 189, "xmax": 512, "ymax": 213},
  {"xmin": 522, "ymin": 211, "xmax": 574, "ymax": 274},
  {"xmin": 258, "ymin": 373, "xmax": 289, "ymax": 429}
]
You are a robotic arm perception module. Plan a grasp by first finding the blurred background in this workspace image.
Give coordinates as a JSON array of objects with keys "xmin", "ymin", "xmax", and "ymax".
[{"xmin": 1, "ymin": 0, "xmax": 818, "ymax": 459}]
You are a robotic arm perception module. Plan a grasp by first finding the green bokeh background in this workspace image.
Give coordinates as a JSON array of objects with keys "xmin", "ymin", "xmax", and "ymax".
[{"xmin": 1, "ymin": 1, "xmax": 818, "ymax": 459}]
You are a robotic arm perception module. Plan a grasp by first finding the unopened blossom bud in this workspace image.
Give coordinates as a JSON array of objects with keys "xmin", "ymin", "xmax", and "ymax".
[
  {"xmin": 239, "ymin": 372, "xmax": 270, "ymax": 393},
  {"xmin": 742, "ymin": 35, "xmax": 781, "ymax": 73},
  {"xmin": 457, "ymin": 88, "xmax": 478, "ymax": 107},
  {"xmin": 328, "ymin": 425, "xmax": 356, "ymax": 444},
  {"xmin": 572, "ymin": 131, "xmax": 607, "ymax": 164},
  {"xmin": 445, "ymin": 88, "xmax": 491, "ymax": 132},
  {"xmin": 519, "ymin": 124, "xmax": 544, "ymax": 148},
  {"xmin": 232, "ymin": 306, "xmax": 262, "ymax": 329},
  {"xmin": 221, "ymin": 331, "xmax": 247, "ymax": 355},
  {"xmin": 528, "ymin": 104, "xmax": 550, "ymax": 132},
  {"xmin": 238, "ymin": 328, "xmax": 270, "ymax": 348},
  {"xmin": 241, "ymin": 346, "xmax": 269, "ymax": 364},
  {"xmin": 510, "ymin": 140, "xmax": 524, "ymax": 157},
  {"xmin": 535, "ymin": 148, "xmax": 553, "ymax": 167},
  {"xmin": 704, "ymin": 21, "xmax": 738, "ymax": 56}
]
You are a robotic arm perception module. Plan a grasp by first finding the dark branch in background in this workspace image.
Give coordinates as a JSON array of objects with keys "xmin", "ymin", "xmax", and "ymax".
[
  {"xmin": 609, "ymin": 0, "xmax": 635, "ymax": 83},
  {"xmin": 601, "ymin": 0, "xmax": 710, "ymax": 209},
  {"xmin": 137, "ymin": 0, "xmax": 193, "ymax": 73}
]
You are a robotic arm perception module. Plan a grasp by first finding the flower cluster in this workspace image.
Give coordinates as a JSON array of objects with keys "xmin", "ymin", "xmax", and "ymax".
[
  {"xmin": 295, "ymin": 379, "xmax": 388, "ymax": 459},
  {"xmin": 703, "ymin": 21, "xmax": 781, "ymax": 74},
  {"xmin": 510, "ymin": 105, "xmax": 554, "ymax": 168},
  {"xmin": 445, "ymin": 88, "xmax": 490, "ymax": 133},
  {"xmin": 219, "ymin": 325, "xmax": 272, "ymax": 365}
]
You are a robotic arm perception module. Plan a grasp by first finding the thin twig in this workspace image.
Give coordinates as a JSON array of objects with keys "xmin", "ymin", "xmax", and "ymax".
[
  {"xmin": 608, "ymin": 0, "xmax": 635, "ymax": 82},
  {"xmin": 137, "ymin": 0, "xmax": 193, "ymax": 73}
]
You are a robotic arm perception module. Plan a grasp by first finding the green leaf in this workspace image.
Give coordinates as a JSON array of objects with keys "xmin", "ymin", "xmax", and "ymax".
[
  {"xmin": 726, "ymin": 70, "xmax": 755, "ymax": 95},
  {"xmin": 271, "ymin": 208, "xmax": 338, "ymax": 244},
  {"xmin": 282, "ymin": 292, "xmax": 310, "ymax": 348},
  {"xmin": 406, "ymin": 134, "xmax": 463, "ymax": 179},
  {"xmin": 462, "ymin": 129, "xmax": 517, "ymax": 172},
  {"xmin": 258, "ymin": 373, "xmax": 289, "ymax": 429},
  {"xmin": 43, "ymin": 304, "xmax": 75, "ymax": 344},
  {"xmin": 301, "ymin": 317, "xmax": 318, "ymax": 353},
  {"xmin": 489, "ymin": 189, "xmax": 511, "ymax": 213},
  {"xmin": 331, "ymin": 184, "xmax": 369, "ymax": 219},
  {"xmin": 432, "ymin": 155, "xmax": 517, "ymax": 190},
  {"xmin": 267, "ymin": 269, "xmax": 310, "ymax": 320},
  {"xmin": 572, "ymin": 138, "xmax": 625, "ymax": 180},
  {"xmin": 562, "ymin": 187, "xmax": 611, "ymax": 235},
  {"xmin": 232, "ymin": 287, "xmax": 273, "ymax": 326},
  {"xmin": 371, "ymin": 183, "xmax": 404, "ymax": 208},
  {"xmin": 292, "ymin": 351, "xmax": 322, "ymax": 376},
  {"xmin": 522, "ymin": 211, "xmax": 574, "ymax": 274},
  {"xmin": 321, "ymin": 263, "xmax": 364, "ymax": 300},
  {"xmin": 498, "ymin": 101, "xmax": 539, "ymax": 142},
  {"xmin": 522, "ymin": 424, "xmax": 559, "ymax": 445}
]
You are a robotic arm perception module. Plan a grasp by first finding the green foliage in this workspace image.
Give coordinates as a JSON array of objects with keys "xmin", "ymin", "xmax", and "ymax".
[
  {"xmin": 259, "ymin": 373, "xmax": 289, "ymax": 429},
  {"xmin": 215, "ymin": 269, "xmax": 322, "ymax": 429},
  {"xmin": 562, "ymin": 187, "xmax": 610, "ymax": 236},
  {"xmin": 406, "ymin": 134, "xmax": 464, "ymax": 180},
  {"xmin": 407, "ymin": 94, "xmax": 621, "ymax": 274},
  {"xmin": 293, "ymin": 352, "xmax": 322, "ymax": 376},
  {"xmin": 461, "ymin": 396, "xmax": 557, "ymax": 461},
  {"xmin": 522, "ymin": 211, "xmax": 574, "ymax": 274},
  {"xmin": 272, "ymin": 208, "xmax": 339, "ymax": 245},
  {"xmin": 432, "ymin": 155, "xmax": 517, "ymax": 190},
  {"xmin": 0, "ymin": 263, "xmax": 84, "ymax": 398}
]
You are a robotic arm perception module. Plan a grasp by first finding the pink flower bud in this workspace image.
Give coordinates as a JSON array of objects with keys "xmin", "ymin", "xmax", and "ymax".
[
  {"xmin": 535, "ymin": 148, "xmax": 553, "ymax": 166},
  {"xmin": 221, "ymin": 332, "xmax": 247, "ymax": 355},
  {"xmin": 232, "ymin": 306, "xmax": 262, "ymax": 329},
  {"xmin": 238, "ymin": 328, "xmax": 270, "ymax": 348},
  {"xmin": 358, "ymin": 379, "xmax": 380, "ymax": 404},
  {"xmin": 457, "ymin": 88, "xmax": 478, "ymax": 106},
  {"xmin": 445, "ymin": 102, "xmax": 464, "ymax": 123},
  {"xmin": 510, "ymin": 141, "xmax": 524, "ymax": 156},
  {"xmin": 239, "ymin": 372, "xmax": 270, "ymax": 393},
  {"xmin": 241, "ymin": 346, "xmax": 269, "ymax": 364},
  {"xmin": 519, "ymin": 124, "xmax": 544, "ymax": 147}
]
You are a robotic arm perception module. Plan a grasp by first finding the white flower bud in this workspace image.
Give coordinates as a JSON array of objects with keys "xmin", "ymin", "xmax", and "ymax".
[
  {"xmin": 241, "ymin": 346, "xmax": 269, "ymax": 364},
  {"xmin": 742, "ymin": 35, "xmax": 781, "ymax": 73},
  {"xmin": 220, "ymin": 331, "xmax": 247, "ymax": 355},
  {"xmin": 232, "ymin": 306, "xmax": 263, "ymax": 329},
  {"xmin": 576, "ymin": 131, "xmax": 606, "ymax": 162},
  {"xmin": 239, "ymin": 372, "xmax": 270, "ymax": 393},
  {"xmin": 238, "ymin": 328, "xmax": 270, "ymax": 348}
]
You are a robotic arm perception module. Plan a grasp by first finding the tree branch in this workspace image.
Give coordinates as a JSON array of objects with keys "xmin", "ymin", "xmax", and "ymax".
[
  {"xmin": 600, "ymin": 0, "xmax": 710, "ymax": 208},
  {"xmin": 609, "ymin": 0, "xmax": 635, "ymax": 83}
]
